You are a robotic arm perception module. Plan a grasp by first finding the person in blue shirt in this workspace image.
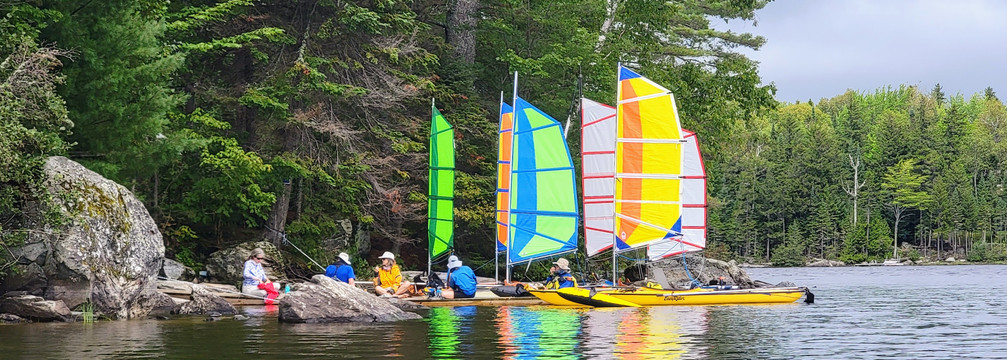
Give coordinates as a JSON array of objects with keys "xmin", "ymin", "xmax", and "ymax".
[
  {"xmin": 544, "ymin": 258, "xmax": 577, "ymax": 289},
  {"xmin": 324, "ymin": 252, "xmax": 356, "ymax": 286},
  {"xmin": 442, "ymin": 255, "xmax": 476, "ymax": 299}
]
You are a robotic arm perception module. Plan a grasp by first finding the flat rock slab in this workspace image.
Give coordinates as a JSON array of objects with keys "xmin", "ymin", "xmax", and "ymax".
[
  {"xmin": 177, "ymin": 285, "xmax": 237, "ymax": 316},
  {"xmin": 0, "ymin": 294, "xmax": 71, "ymax": 322}
]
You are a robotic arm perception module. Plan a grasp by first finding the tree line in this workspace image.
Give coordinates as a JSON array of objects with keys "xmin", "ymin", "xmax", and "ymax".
[{"xmin": 715, "ymin": 85, "xmax": 1007, "ymax": 265}]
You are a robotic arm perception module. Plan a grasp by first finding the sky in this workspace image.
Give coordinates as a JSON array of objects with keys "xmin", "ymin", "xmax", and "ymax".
[{"xmin": 720, "ymin": 0, "xmax": 1007, "ymax": 103}]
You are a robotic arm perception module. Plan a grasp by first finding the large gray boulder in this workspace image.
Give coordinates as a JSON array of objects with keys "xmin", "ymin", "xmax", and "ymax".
[
  {"xmin": 1, "ymin": 156, "xmax": 165, "ymax": 319},
  {"xmin": 205, "ymin": 241, "xmax": 284, "ymax": 285},
  {"xmin": 644, "ymin": 257, "xmax": 755, "ymax": 288},
  {"xmin": 0, "ymin": 294, "xmax": 71, "ymax": 322},
  {"xmin": 177, "ymin": 285, "xmax": 237, "ymax": 316},
  {"xmin": 279, "ymin": 275, "xmax": 422, "ymax": 323}
]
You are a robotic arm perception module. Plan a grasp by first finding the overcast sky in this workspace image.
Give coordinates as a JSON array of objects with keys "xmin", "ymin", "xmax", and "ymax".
[{"xmin": 720, "ymin": 0, "xmax": 1007, "ymax": 103}]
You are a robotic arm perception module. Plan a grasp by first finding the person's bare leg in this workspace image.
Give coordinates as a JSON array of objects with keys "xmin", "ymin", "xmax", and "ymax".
[
  {"xmin": 441, "ymin": 288, "xmax": 455, "ymax": 299},
  {"xmin": 375, "ymin": 286, "xmax": 390, "ymax": 296},
  {"xmin": 394, "ymin": 281, "xmax": 411, "ymax": 298}
]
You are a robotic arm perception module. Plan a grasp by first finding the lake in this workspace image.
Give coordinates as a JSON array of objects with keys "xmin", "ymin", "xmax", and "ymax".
[{"xmin": 2, "ymin": 265, "xmax": 1006, "ymax": 359}]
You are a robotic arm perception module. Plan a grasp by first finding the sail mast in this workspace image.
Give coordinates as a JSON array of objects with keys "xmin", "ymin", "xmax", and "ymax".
[
  {"xmin": 496, "ymin": 91, "xmax": 502, "ymax": 283},
  {"xmin": 612, "ymin": 63, "xmax": 620, "ymax": 284},
  {"xmin": 507, "ymin": 71, "xmax": 517, "ymax": 283}
]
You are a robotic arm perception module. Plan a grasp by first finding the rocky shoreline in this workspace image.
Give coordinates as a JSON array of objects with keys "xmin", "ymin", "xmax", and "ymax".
[{"xmin": 0, "ymin": 157, "xmax": 423, "ymax": 324}]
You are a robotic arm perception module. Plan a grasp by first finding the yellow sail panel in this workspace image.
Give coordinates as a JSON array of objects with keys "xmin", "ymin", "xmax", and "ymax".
[{"xmin": 614, "ymin": 66, "xmax": 684, "ymax": 251}]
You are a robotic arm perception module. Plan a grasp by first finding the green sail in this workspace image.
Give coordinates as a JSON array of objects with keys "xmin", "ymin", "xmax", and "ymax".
[{"xmin": 429, "ymin": 104, "xmax": 455, "ymax": 260}]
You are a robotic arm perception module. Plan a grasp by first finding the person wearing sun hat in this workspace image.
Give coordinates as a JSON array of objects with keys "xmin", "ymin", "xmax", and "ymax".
[
  {"xmin": 325, "ymin": 252, "xmax": 356, "ymax": 286},
  {"xmin": 441, "ymin": 255, "xmax": 476, "ymax": 299},
  {"xmin": 544, "ymin": 258, "xmax": 577, "ymax": 289},
  {"xmin": 242, "ymin": 248, "xmax": 281, "ymax": 303},
  {"xmin": 373, "ymin": 251, "xmax": 411, "ymax": 298}
]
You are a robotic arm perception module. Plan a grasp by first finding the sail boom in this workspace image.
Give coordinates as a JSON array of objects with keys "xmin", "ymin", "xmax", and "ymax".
[{"xmin": 505, "ymin": 249, "xmax": 578, "ymax": 266}]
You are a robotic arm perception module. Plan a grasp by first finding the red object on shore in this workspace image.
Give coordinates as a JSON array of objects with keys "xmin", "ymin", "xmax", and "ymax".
[{"xmin": 258, "ymin": 282, "xmax": 280, "ymax": 305}]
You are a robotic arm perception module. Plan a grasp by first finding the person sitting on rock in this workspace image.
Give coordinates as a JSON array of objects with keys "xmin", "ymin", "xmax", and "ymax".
[
  {"xmin": 373, "ymin": 251, "xmax": 411, "ymax": 298},
  {"xmin": 325, "ymin": 252, "xmax": 356, "ymax": 286},
  {"xmin": 242, "ymin": 248, "xmax": 281, "ymax": 304},
  {"xmin": 441, "ymin": 255, "xmax": 476, "ymax": 299},
  {"xmin": 544, "ymin": 258, "xmax": 577, "ymax": 289}
]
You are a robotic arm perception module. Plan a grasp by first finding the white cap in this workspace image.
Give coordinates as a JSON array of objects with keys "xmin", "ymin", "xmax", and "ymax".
[
  {"xmin": 379, "ymin": 251, "xmax": 395, "ymax": 260},
  {"xmin": 338, "ymin": 252, "xmax": 351, "ymax": 265},
  {"xmin": 447, "ymin": 255, "xmax": 463, "ymax": 270}
]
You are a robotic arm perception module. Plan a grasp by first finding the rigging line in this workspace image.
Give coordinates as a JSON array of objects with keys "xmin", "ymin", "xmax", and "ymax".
[
  {"xmin": 681, "ymin": 251, "xmax": 701, "ymax": 288},
  {"xmin": 265, "ymin": 225, "xmax": 325, "ymax": 271}
]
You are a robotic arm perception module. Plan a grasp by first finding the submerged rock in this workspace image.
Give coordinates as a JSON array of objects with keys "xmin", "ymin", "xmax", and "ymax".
[
  {"xmin": 0, "ymin": 313, "xmax": 27, "ymax": 323},
  {"xmin": 279, "ymin": 275, "xmax": 422, "ymax": 323},
  {"xmin": 1, "ymin": 156, "xmax": 165, "ymax": 319},
  {"xmin": 0, "ymin": 294, "xmax": 71, "ymax": 322},
  {"xmin": 384, "ymin": 297, "xmax": 429, "ymax": 313},
  {"xmin": 177, "ymin": 285, "xmax": 237, "ymax": 316}
]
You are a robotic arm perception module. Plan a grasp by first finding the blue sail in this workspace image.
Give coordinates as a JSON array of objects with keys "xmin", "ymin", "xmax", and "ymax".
[{"xmin": 507, "ymin": 97, "xmax": 580, "ymax": 264}]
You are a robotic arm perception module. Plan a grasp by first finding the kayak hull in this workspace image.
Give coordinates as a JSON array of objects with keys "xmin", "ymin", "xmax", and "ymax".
[
  {"xmin": 606, "ymin": 287, "xmax": 808, "ymax": 306},
  {"xmin": 526, "ymin": 289, "xmax": 587, "ymax": 306},
  {"xmin": 556, "ymin": 287, "xmax": 640, "ymax": 307}
]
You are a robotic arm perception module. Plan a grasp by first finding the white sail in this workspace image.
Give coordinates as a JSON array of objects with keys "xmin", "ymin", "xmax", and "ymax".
[
  {"xmin": 581, "ymin": 98, "xmax": 617, "ymax": 257},
  {"xmin": 647, "ymin": 129, "xmax": 707, "ymax": 260}
]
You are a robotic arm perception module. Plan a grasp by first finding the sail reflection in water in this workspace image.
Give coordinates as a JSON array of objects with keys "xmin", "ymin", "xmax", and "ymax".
[
  {"xmin": 606, "ymin": 307, "xmax": 710, "ymax": 359},
  {"xmin": 496, "ymin": 306, "xmax": 582, "ymax": 359},
  {"xmin": 427, "ymin": 306, "xmax": 478, "ymax": 358}
]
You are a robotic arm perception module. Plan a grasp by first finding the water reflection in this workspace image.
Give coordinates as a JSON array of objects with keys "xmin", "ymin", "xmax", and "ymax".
[
  {"xmin": 3, "ymin": 266, "xmax": 1006, "ymax": 359},
  {"xmin": 584, "ymin": 306, "xmax": 709, "ymax": 359},
  {"xmin": 496, "ymin": 306, "xmax": 582, "ymax": 359},
  {"xmin": 427, "ymin": 306, "xmax": 478, "ymax": 359}
]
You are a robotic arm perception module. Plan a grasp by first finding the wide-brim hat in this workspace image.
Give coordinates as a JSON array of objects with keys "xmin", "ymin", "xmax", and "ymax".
[
  {"xmin": 338, "ymin": 252, "xmax": 351, "ymax": 265},
  {"xmin": 553, "ymin": 258, "xmax": 570, "ymax": 270},
  {"xmin": 379, "ymin": 251, "xmax": 395, "ymax": 260},
  {"xmin": 447, "ymin": 255, "xmax": 463, "ymax": 269}
]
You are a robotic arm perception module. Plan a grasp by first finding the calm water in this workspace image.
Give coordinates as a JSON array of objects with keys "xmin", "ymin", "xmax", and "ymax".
[{"xmin": 2, "ymin": 265, "xmax": 1006, "ymax": 359}]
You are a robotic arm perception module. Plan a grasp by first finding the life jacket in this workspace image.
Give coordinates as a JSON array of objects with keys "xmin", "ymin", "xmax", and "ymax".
[{"xmin": 545, "ymin": 270, "xmax": 578, "ymax": 289}]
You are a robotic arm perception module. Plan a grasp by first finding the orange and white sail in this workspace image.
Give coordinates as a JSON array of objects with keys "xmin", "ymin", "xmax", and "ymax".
[{"xmin": 613, "ymin": 65, "xmax": 688, "ymax": 252}]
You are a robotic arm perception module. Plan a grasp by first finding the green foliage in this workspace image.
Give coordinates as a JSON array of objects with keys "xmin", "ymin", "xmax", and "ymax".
[
  {"xmin": 840, "ymin": 214, "xmax": 893, "ymax": 264},
  {"xmin": 0, "ymin": 37, "xmax": 71, "ymax": 276},
  {"xmin": 184, "ymin": 136, "xmax": 275, "ymax": 227},
  {"xmin": 770, "ymin": 232, "xmax": 806, "ymax": 267},
  {"xmin": 41, "ymin": 0, "xmax": 184, "ymax": 183}
]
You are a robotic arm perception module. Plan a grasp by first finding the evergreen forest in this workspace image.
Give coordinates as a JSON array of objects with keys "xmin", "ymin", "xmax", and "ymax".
[{"xmin": 2, "ymin": 0, "xmax": 1005, "ymax": 280}]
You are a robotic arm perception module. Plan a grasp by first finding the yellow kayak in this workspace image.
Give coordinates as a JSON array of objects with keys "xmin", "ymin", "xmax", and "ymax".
[
  {"xmin": 526, "ymin": 288, "xmax": 587, "ymax": 306},
  {"xmin": 603, "ymin": 286, "xmax": 809, "ymax": 306},
  {"xmin": 531, "ymin": 286, "xmax": 810, "ymax": 307},
  {"xmin": 555, "ymin": 287, "xmax": 640, "ymax": 307}
]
